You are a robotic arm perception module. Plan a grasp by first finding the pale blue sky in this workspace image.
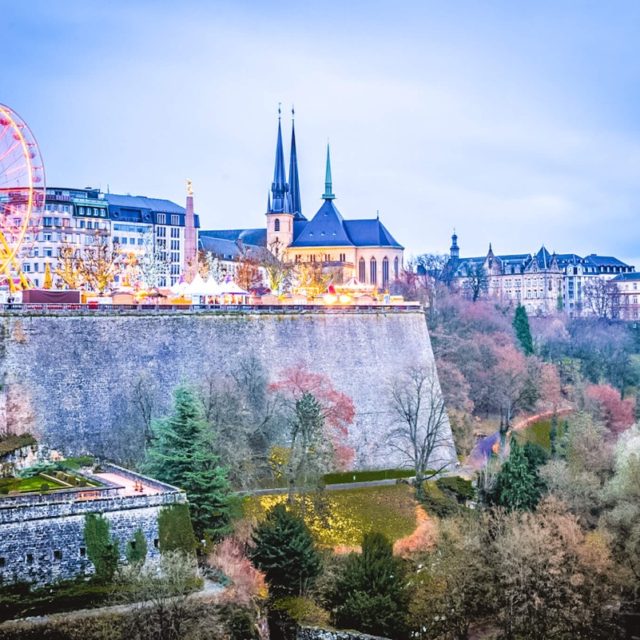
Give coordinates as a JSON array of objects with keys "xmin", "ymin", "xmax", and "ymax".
[{"xmin": 3, "ymin": 1, "xmax": 640, "ymax": 263}]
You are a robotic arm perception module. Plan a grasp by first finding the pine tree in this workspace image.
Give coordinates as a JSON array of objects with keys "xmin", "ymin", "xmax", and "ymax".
[
  {"xmin": 250, "ymin": 504, "xmax": 321, "ymax": 596},
  {"xmin": 513, "ymin": 304, "xmax": 534, "ymax": 355},
  {"xmin": 144, "ymin": 385, "xmax": 233, "ymax": 541},
  {"xmin": 333, "ymin": 532, "xmax": 409, "ymax": 637},
  {"xmin": 494, "ymin": 439, "xmax": 542, "ymax": 511}
]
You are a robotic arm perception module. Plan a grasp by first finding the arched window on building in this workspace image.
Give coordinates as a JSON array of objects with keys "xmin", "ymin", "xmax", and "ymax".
[
  {"xmin": 370, "ymin": 257, "xmax": 377, "ymax": 285},
  {"xmin": 274, "ymin": 218, "xmax": 280, "ymax": 232},
  {"xmin": 382, "ymin": 257, "xmax": 389, "ymax": 288},
  {"xmin": 394, "ymin": 256, "xmax": 399, "ymax": 280},
  {"xmin": 359, "ymin": 257, "xmax": 366, "ymax": 283}
]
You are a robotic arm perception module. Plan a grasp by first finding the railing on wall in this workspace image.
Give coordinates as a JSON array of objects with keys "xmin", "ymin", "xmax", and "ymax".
[{"xmin": 0, "ymin": 303, "xmax": 422, "ymax": 315}]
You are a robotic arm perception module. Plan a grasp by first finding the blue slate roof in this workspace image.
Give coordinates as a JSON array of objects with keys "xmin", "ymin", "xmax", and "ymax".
[
  {"xmin": 584, "ymin": 254, "xmax": 630, "ymax": 268},
  {"xmin": 106, "ymin": 193, "xmax": 200, "ymax": 227},
  {"xmin": 289, "ymin": 199, "xmax": 403, "ymax": 249},
  {"xmin": 199, "ymin": 236, "xmax": 262, "ymax": 260},
  {"xmin": 199, "ymin": 228, "xmax": 267, "ymax": 247},
  {"xmin": 611, "ymin": 272, "xmax": 640, "ymax": 281}
]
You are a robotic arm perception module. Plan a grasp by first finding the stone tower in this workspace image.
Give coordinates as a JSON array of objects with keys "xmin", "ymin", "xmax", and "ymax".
[{"xmin": 183, "ymin": 180, "xmax": 197, "ymax": 282}]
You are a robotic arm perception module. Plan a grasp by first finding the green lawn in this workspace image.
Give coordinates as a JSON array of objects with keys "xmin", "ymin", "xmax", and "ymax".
[
  {"xmin": 243, "ymin": 483, "xmax": 418, "ymax": 547},
  {"xmin": 515, "ymin": 416, "xmax": 570, "ymax": 452},
  {"xmin": 0, "ymin": 474, "xmax": 67, "ymax": 493}
]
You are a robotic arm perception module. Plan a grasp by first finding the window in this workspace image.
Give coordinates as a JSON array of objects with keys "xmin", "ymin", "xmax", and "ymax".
[
  {"xmin": 339, "ymin": 253, "xmax": 346, "ymax": 262},
  {"xmin": 34, "ymin": 263, "xmax": 39, "ymax": 272},
  {"xmin": 26, "ymin": 553, "xmax": 34, "ymax": 564},
  {"xmin": 137, "ymin": 238, "xmax": 144, "ymax": 245},
  {"xmin": 53, "ymin": 550, "xmax": 62, "ymax": 561},
  {"xmin": 382, "ymin": 256, "xmax": 389, "ymax": 288},
  {"xmin": 156, "ymin": 227, "xmax": 166, "ymax": 237},
  {"xmin": 79, "ymin": 547, "xmax": 86, "ymax": 558},
  {"xmin": 154, "ymin": 539, "xmax": 159, "ymax": 549},
  {"xmin": 171, "ymin": 240, "xmax": 180, "ymax": 250},
  {"xmin": 370, "ymin": 257, "xmax": 377, "ymax": 285},
  {"xmin": 171, "ymin": 215, "xmax": 179, "ymax": 226},
  {"xmin": 0, "ymin": 557, "xmax": 5, "ymax": 567},
  {"xmin": 157, "ymin": 213, "xmax": 166, "ymax": 224},
  {"xmin": 274, "ymin": 218, "xmax": 280, "ymax": 232},
  {"xmin": 324, "ymin": 254, "xmax": 331, "ymax": 262},
  {"xmin": 295, "ymin": 254, "xmax": 301, "ymax": 263},
  {"xmin": 359, "ymin": 257, "xmax": 366, "ymax": 282},
  {"xmin": 394, "ymin": 256, "xmax": 399, "ymax": 279},
  {"xmin": 171, "ymin": 227, "xmax": 180, "ymax": 238},
  {"xmin": 45, "ymin": 249, "xmax": 53, "ymax": 257},
  {"xmin": 43, "ymin": 217, "xmax": 52, "ymax": 226}
]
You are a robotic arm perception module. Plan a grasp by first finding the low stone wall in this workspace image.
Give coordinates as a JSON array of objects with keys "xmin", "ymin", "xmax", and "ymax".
[
  {"xmin": 298, "ymin": 626, "xmax": 389, "ymax": 640},
  {"xmin": 0, "ymin": 486, "xmax": 187, "ymax": 586}
]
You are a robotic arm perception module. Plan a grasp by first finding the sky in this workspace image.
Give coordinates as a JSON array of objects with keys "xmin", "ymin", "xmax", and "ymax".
[{"xmin": 3, "ymin": 0, "xmax": 640, "ymax": 263}]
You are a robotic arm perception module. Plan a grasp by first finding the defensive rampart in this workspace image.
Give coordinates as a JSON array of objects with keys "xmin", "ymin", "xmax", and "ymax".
[{"xmin": 0, "ymin": 308, "xmax": 457, "ymax": 469}]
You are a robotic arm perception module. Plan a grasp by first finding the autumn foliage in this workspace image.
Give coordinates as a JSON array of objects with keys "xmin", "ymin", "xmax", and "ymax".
[
  {"xmin": 584, "ymin": 383, "xmax": 636, "ymax": 435},
  {"xmin": 269, "ymin": 367, "xmax": 356, "ymax": 469}
]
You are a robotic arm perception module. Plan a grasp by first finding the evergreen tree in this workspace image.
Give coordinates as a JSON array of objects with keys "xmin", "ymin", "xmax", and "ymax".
[
  {"xmin": 513, "ymin": 304, "xmax": 534, "ymax": 355},
  {"xmin": 494, "ymin": 439, "xmax": 542, "ymax": 511},
  {"xmin": 250, "ymin": 504, "xmax": 321, "ymax": 596},
  {"xmin": 144, "ymin": 385, "xmax": 233, "ymax": 541},
  {"xmin": 333, "ymin": 532, "xmax": 409, "ymax": 638}
]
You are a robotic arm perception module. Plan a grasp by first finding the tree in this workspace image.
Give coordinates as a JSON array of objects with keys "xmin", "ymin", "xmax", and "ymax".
[
  {"xmin": 55, "ymin": 243, "xmax": 84, "ymax": 289},
  {"xmin": 388, "ymin": 364, "xmax": 453, "ymax": 499},
  {"xmin": 492, "ymin": 343, "xmax": 528, "ymax": 427},
  {"xmin": 463, "ymin": 262, "xmax": 488, "ymax": 302},
  {"xmin": 259, "ymin": 245, "xmax": 294, "ymax": 294},
  {"xmin": 270, "ymin": 368, "xmax": 355, "ymax": 497},
  {"xmin": 80, "ymin": 233, "xmax": 122, "ymax": 294},
  {"xmin": 584, "ymin": 383, "xmax": 636, "ymax": 435},
  {"xmin": 235, "ymin": 244, "xmax": 262, "ymax": 291},
  {"xmin": 144, "ymin": 385, "xmax": 234, "ymax": 541},
  {"xmin": 84, "ymin": 513, "xmax": 120, "ymax": 583},
  {"xmin": 584, "ymin": 278, "xmax": 621, "ymax": 319},
  {"xmin": 332, "ymin": 532, "xmax": 409, "ymax": 638},
  {"xmin": 513, "ymin": 304, "xmax": 534, "ymax": 355},
  {"xmin": 493, "ymin": 439, "xmax": 542, "ymax": 511},
  {"xmin": 294, "ymin": 257, "xmax": 332, "ymax": 298},
  {"xmin": 135, "ymin": 230, "xmax": 170, "ymax": 289},
  {"xmin": 250, "ymin": 504, "xmax": 321, "ymax": 597}
]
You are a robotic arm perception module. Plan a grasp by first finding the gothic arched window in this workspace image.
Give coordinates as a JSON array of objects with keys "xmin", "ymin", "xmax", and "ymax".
[
  {"xmin": 394, "ymin": 256, "xmax": 399, "ymax": 280},
  {"xmin": 359, "ymin": 258, "xmax": 366, "ymax": 283},
  {"xmin": 382, "ymin": 257, "xmax": 389, "ymax": 288},
  {"xmin": 274, "ymin": 218, "xmax": 280, "ymax": 232},
  {"xmin": 370, "ymin": 257, "xmax": 377, "ymax": 285}
]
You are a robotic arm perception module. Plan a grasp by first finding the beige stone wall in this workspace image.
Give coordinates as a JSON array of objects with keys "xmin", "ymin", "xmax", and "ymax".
[{"xmin": 266, "ymin": 213, "xmax": 294, "ymax": 256}]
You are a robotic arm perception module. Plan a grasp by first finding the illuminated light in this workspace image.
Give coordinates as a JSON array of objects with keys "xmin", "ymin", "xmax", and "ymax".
[
  {"xmin": 324, "ymin": 294, "xmax": 337, "ymax": 305},
  {"xmin": 338, "ymin": 294, "xmax": 351, "ymax": 304}
]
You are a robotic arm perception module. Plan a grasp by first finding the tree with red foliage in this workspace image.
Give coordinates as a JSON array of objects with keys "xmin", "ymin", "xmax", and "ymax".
[
  {"xmin": 584, "ymin": 383, "xmax": 636, "ymax": 435},
  {"xmin": 269, "ymin": 368, "xmax": 355, "ymax": 496}
]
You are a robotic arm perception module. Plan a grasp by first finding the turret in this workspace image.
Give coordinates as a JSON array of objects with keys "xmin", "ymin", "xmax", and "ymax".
[{"xmin": 450, "ymin": 230, "xmax": 459, "ymax": 259}]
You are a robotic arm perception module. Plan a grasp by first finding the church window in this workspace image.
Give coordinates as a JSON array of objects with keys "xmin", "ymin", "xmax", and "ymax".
[
  {"xmin": 339, "ymin": 253, "xmax": 346, "ymax": 262},
  {"xmin": 295, "ymin": 255, "xmax": 301, "ymax": 263},
  {"xmin": 370, "ymin": 257, "xmax": 377, "ymax": 285},
  {"xmin": 382, "ymin": 257, "xmax": 389, "ymax": 288},
  {"xmin": 274, "ymin": 218, "xmax": 280, "ymax": 232},
  {"xmin": 394, "ymin": 256, "xmax": 399, "ymax": 279},
  {"xmin": 359, "ymin": 258, "xmax": 366, "ymax": 282},
  {"xmin": 324, "ymin": 254, "xmax": 331, "ymax": 262}
]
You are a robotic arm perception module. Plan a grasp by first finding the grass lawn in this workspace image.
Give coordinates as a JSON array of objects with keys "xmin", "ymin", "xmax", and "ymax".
[
  {"xmin": 515, "ymin": 416, "xmax": 570, "ymax": 452},
  {"xmin": 243, "ymin": 483, "xmax": 418, "ymax": 547},
  {"xmin": 0, "ymin": 474, "xmax": 67, "ymax": 493}
]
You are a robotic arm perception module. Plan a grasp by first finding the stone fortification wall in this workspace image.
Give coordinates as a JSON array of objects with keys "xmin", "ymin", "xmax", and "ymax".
[
  {"xmin": 0, "ymin": 489, "xmax": 186, "ymax": 586},
  {"xmin": 298, "ymin": 626, "xmax": 389, "ymax": 640},
  {"xmin": 0, "ymin": 309, "xmax": 457, "ymax": 469}
]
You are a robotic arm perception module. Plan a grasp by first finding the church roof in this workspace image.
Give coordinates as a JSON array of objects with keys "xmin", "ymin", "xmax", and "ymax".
[
  {"xmin": 290, "ymin": 199, "xmax": 353, "ymax": 247},
  {"xmin": 343, "ymin": 219, "xmax": 402, "ymax": 248},
  {"xmin": 199, "ymin": 228, "xmax": 267, "ymax": 247}
]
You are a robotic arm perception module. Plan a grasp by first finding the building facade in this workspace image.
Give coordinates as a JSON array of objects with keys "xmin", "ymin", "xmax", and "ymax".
[
  {"xmin": 19, "ymin": 188, "xmax": 199, "ymax": 289},
  {"xmin": 448, "ymin": 233, "xmax": 635, "ymax": 315},
  {"xmin": 200, "ymin": 114, "xmax": 404, "ymax": 290}
]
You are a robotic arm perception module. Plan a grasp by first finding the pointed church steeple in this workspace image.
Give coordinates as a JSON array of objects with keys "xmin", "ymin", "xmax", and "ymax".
[
  {"xmin": 450, "ymin": 229, "xmax": 459, "ymax": 259},
  {"xmin": 288, "ymin": 108, "xmax": 302, "ymax": 216},
  {"xmin": 323, "ymin": 143, "xmax": 335, "ymax": 200},
  {"xmin": 270, "ymin": 107, "xmax": 290, "ymax": 213}
]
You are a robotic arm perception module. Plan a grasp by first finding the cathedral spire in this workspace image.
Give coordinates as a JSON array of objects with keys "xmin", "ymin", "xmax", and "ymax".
[
  {"xmin": 450, "ymin": 229, "xmax": 459, "ymax": 259},
  {"xmin": 288, "ymin": 107, "xmax": 302, "ymax": 216},
  {"xmin": 323, "ymin": 143, "xmax": 335, "ymax": 200},
  {"xmin": 270, "ymin": 106, "xmax": 289, "ymax": 213}
]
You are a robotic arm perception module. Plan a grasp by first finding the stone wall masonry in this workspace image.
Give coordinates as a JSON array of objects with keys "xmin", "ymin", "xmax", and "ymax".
[
  {"xmin": 298, "ymin": 626, "xmax": 390, "ymax": 640},
  {"xmin": 0, "ymin": 309, "xmax": 457, "ymax": 470},
  {"xmin": 0, "ymin": 503, "xmax": 166, "ymax": 587}
]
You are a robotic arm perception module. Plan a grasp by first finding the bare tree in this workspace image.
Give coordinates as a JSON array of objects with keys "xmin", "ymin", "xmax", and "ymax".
[
  {"xmin": 258, "ymin": 245, "xmax": 295, "ymax": 294},
  {"xmin": 583, "ymin": 278, "xmax": 621, "ymax": 319},
  {"xmin": 463, "ymin": 262, "xmax": 488, "ymax": 302},
  {"xmin": 388, "ymin": 364, "xmax": 454, "ymax": 498}
]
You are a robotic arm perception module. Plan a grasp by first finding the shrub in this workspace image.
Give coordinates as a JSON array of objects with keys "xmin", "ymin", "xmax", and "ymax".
[
  {"xmin": 250, "ymin": 504, "xmax": 321, "ymax": 597},
  {"xmin": 84, "ymin": 514, "xmax": 120, "ymax": 582},
  {"xmin": 125, "ymin": 529, "xmax": 148, "ymax": 567},
  {"xmin": 421, "ymin": 481, "xmax": 460, "ymax": 517},
  {"xmin": 39, "ymin": 482, "xmax": 49, "ymax": 492},
  {"xmin": 158, "ymin": 503, "xmax": 197, "ymax": 554},
  {"xmin": 436, "ymin": 476, "xmax": 475, "ymax": 503}
]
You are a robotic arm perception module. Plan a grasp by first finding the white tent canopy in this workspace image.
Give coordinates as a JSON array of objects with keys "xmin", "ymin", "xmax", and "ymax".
[
  {"xmin": 219, "ymin": 279, "xmax": 249, "ymax": 295},
  {"xmin": 202, "ymin": 277, "xmax": 222, "ymax": 296},
  {"xmin": 184, "ymin": 274, "xmax": 207, "ymax": 296}
]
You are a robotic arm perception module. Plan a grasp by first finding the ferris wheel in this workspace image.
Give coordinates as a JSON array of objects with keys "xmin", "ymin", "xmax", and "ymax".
[{"xmin": 0, "ymin": 104, "xmax": 45, "ymax": 289}]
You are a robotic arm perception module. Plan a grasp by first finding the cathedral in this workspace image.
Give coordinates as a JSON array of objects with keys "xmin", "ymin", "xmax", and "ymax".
[{"xmin": 200, "ymin": 113, "xmax": 404, "ymax": 290}]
